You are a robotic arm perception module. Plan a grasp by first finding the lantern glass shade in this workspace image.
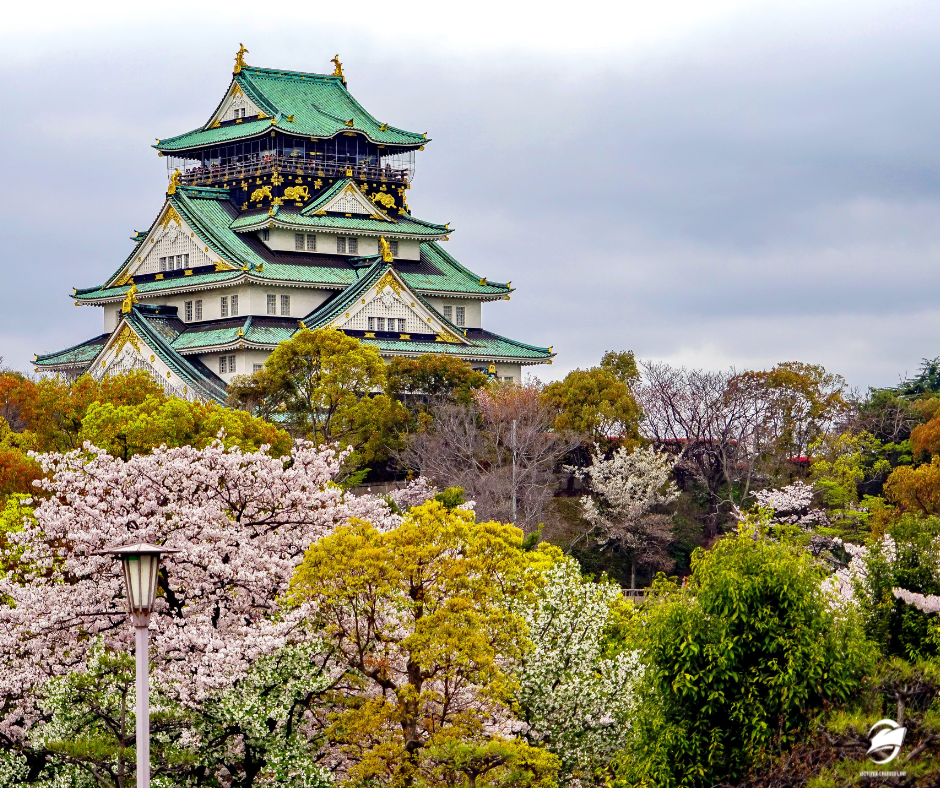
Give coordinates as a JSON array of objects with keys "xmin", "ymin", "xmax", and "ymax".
[{"xmin": 121, "ymin": 553, "xmax": 160, "ymax": 614}]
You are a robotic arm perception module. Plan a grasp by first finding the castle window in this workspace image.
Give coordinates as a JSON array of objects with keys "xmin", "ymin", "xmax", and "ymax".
[
  {"xmin": 397, "ymin": 318, "xmax": 406, "ymax": 331},
  {"xmin": 195, "ymin": 299, "xmax": 203, "ymax": 320},
  {"xmin": 267, "ymin": 294, "xmax": 276, "ymax": 315},
  {"xmin": 182, "ymin": 253, "xmax": 189, "ymax": 267},
  {"xmin": 295, "ymin": 233, "xmax": 304, "ymax": 251},
  {"xmin": 306, "ymin": 235, "xmax": 316, "ymax": 251},
  {"xmin": 455, "ymin": 307, "xmax": 465, "ymax": 326},
  {"xmin": 253, "ymin": 363, "xmax": 263, "ymax": 373},
  {"xmin": 348, "ymin": 237, "xmax": 358, "ymax": 254},
  {"xmin": 185, "ymin": 301, "xmax": 193, "ymax": 321},
  {"xmin": 375, "ymin": 317, "xmax": 385, "ymax": 331},
  {"xmin": 262, "ymin": 229, "xmax": 270, "ymax": 242},
  {"xmin": 390, "ymin": 240, "xmax": 399, "ymax": 256},
  {"xmin": 503, "ymin": 376, "xmax": 513, "ymax": 382},
  {"xmin": 443, "ymin": 305, "xmax": 452, "ymax": 321},
  {"xmin": 336, "ymin": 237, "xmax": 346, "ymax": 254},
  {"xmin": 219, "ymin": 354, "xmax": 236, "ymax": 374},
  {"xmin": 280, "ymin": 295, "xmax": 290, "ymax": 316},
  {"xmin": 368, "ymin": 317, "xmax": 374, "ymax": 331},
  {"xmin": 220, "ymin": 296, "xmax": 229, "ymax": 317},
  {"xmin": 159, "ymin": 257, "xmax": 167, "ymax": 271},
  {"xmin": 231, "ymin": 294, "xmax": 239, "ymax": 316},
  {"xmin": 115, "ymin": 309, "xmax": 121, "ymax": 324}
]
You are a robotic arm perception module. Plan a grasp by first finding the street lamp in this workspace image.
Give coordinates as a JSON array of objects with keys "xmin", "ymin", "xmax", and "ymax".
[{"xmin": 101, "ymin": 542, "xmax": 180, "ymax": 788}]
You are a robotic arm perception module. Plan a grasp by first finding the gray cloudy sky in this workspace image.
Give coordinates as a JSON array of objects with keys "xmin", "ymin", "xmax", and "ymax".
[{"xmin": 2, "ymin": 0, "xmax": 939, "ymax": 388}]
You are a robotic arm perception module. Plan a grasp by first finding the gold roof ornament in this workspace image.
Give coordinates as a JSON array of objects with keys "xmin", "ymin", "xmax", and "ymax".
[
  {"xmin": 379, "ymin": 236, "xmax": 393, "ymax": 263},
  {"xmin": 121, "ymin": 283, "xmax": 139, "ymax": 314},
  {"xmin": 234, "ymin": 43, "xmax": 249, "ymax": 74},
  {"xmin": 331, "ymin": 54, "xmax": 344, "ymax": 79},
  {"xmin": 167, "ymin": 169, "xmax": 181, "ymax": 195}
]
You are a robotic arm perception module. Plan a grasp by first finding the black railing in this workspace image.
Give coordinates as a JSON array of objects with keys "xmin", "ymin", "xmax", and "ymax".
[{"xmin": 178, "ymin": 155, "xmax": 410, "ymax": 188}]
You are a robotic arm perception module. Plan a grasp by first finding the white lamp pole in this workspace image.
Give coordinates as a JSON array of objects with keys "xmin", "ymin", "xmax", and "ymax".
[{"xmin": 101, "ymin": 543, "xmax": 179, "ymax": 788}]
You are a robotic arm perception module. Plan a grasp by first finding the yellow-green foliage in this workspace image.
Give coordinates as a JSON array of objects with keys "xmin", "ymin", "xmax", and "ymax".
[{"xmin": 289, "ymin": 500, "xmax": 561, "ymax": 788}]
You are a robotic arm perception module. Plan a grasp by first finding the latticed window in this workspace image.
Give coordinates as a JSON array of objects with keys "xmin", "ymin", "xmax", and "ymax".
[
  {"xmin": 231, "ymin": 294, "xmax": 239, "ymax": 316},
  {"xmin": 159, "ymin": 257, "xmax": 167, "ymax": 271},
  {"xmin": 195, "ymin": 300, "xmax": 203, "ymax": 320},
  {"xmin": 443, "ymin": 305, "xmax": 452, "ymax": 321},
  {"xmin": 390, "ymin": 240, "xmax": 399, "ymax": 256},
  {"xmin": 262, "ymin": 229, "xmax": 270, "ymax": 241},
  {"xmin": 267, "ymin": 294, "xmax": 276, "ymax": 315},
  {"xmin": 280, "ymin": 295, "xmax": 290, "ymax": 316},
  {"xmin": 336, "ymin": 237, "xmax": 346, "ymax": 254},
  {"xmin": 295, "ymin": 234, "xmax": 304, "ymax": 250},
  {"xmin": 185, "ymin": 301, "xmax": 193, "ymax": 321},
  {"xmin": 348, "ymin": 238, "xmax": 358, "ymax": 254},
  {"xmin": 455, "ymin": 307, "xmax": 465, "ymax": 326},
  {"xmin": 306, "ymin": 235, "xmax": 316, "ymax": 251},
  {"xmin": 219, "ymin": 355, "xmax": 236, "ymax": 374},
  {"xmin": 253, "ymin": 363, "xmax": 263, "ymax": 373},
  {"xmin": 220, "ymin": 296, "xmax": 228, "ymax": 317}
]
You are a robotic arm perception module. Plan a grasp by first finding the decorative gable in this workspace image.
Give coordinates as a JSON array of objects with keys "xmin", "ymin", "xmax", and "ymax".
[
  {"xmin": 320, "ymin": 182, "xmax": 387, "ymax": 218},
  {"xmin": 90, "ymin": 323, "xmax": 197, "ymax": 400},
  {"xmin": 208, "ymin": 82, "xmax": 265, "ymax": 126},
  {"xmin": 329, "ymin": 269, "xmax": 467, "ymax": 344},
  {"xmin": 111, "ymin": 203, "xmax": 235, "ymax": 286}
]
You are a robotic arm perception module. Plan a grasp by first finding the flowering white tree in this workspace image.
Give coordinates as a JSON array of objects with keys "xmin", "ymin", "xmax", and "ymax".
[
  {"xmin": 512, "ymin": 559, "xmax": 641, "ymax": 786},
  {"xmin": 752, "ymin": 481, "xmax": 830, "ymax": 528},
  {"xmin": 574, "ymin": 444, "xmax": 679, "ymax": 588},
  {"xmin": 0, "ymin": 440, "xmax": 429, "ymax": 787}
]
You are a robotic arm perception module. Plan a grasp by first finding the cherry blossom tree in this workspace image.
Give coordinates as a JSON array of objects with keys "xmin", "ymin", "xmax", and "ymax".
[
  {"xmin": 574, "ymin": 444, "xmax": 679, "ymax": 588},
  {"xmin": 0, "ymin": 439, "xmax": 430, "ymax": 787}
]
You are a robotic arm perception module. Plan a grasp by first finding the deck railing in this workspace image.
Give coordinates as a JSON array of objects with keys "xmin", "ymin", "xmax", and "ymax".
[{"xmin": 178, "ymin": 155, "xmax": 410, "ymax": 188}]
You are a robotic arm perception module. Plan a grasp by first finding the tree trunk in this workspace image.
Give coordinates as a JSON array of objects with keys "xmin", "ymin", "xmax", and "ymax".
[{"xmin": 630, "ymin": 556, "xmax": 636, "ymax": 590}]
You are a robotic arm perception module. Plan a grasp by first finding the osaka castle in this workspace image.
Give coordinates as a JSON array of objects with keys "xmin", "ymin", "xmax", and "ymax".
[{"xmin": 34, "ymin": 48, "xmax": 554, "ymax": 402}]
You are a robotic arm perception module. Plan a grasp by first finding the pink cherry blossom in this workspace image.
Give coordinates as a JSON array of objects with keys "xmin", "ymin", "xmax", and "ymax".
[{"xmin": 0, "ymin": 439, "xmax": 412, "ymax": 742}]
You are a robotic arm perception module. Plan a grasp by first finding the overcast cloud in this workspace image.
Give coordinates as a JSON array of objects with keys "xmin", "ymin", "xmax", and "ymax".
[{"xmin": 2, "ymin": 0, "xmax": 939, "ymax": 388}]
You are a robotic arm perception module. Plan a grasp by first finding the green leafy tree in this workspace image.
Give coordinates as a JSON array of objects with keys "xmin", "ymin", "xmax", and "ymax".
[
  {"xmin": 78, "ymin": 397, "xmax": 292, "ymax": 460},
  {"xmin": 387, "ymin": 354, "xmax": 489, "ymax": 407},
  {"xmin": 228, "ymin": 329, "xmax": 406, "ymax": 467},
  {"xmin": 617, "ymin": 522, "xmax": 873, "ymax": 787},
  {"xmin": 543, "ymin": 367, "xmax": 642, "ymax": 445},
  {"xmin": 287, "ymin": 500, "xmax": 560, "ymax": 788}
]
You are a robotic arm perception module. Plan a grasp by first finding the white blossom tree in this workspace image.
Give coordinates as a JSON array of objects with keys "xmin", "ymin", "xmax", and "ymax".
[
  {"xmin": 512, "ymin": 559, "xmax": 641, "ymax": 786},
  {"xmin": 574, "ymin": 444, "xmax": 679, "ymax": 588}
]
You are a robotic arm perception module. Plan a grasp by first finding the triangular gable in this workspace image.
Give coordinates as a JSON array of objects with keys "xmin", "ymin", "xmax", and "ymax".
[
  {"xmin": 88, "ymin": 315, "xmax": 226, "ymax": 402},
  {"xmin": 315, "ymin": 181, "xmax": 390, "ymax": 219},
  {"xmin": 318, "ymin": 266, "xmax": 468, "ymax": 345},
  {"xmin": 107, "ymin": 201, "xmax": 238, "ymax": 287},
  {"xmin": 206, "ymin": 80, "xmax": 266, "ymax": 128}
]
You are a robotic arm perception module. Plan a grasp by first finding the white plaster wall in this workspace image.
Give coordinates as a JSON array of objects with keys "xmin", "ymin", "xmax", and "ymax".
[
  {"xmin": 261, "ymin": 228, "xmax": 421, "ymax": 260},
  {"xmin": 122, "ymin": 285, "xmax": 334, "ymax": 323},
  {"xmin": 423, "ymin": 297, "xmax": 482, "ymax": 328}
]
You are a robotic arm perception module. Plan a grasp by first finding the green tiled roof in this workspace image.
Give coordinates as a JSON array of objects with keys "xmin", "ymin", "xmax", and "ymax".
[
  {"xmin": 155, "ymin": 67, "xmax": 426, "ymax": 153},
  {"xmin": 78, "ymin": 269, "xmax": 243, "ymax": 300},
  {"xmin": 364, "ymin": 329, "xmax": 553, "ymax": 362},
  {"xmin": 35, "ymin": 334, "xmax": 110, "ymax": 367},
  {"xmin": 406, "ymin": 243, "xmax": 510, "ymax": 295},
  {"xmin": 231, "ymin": 211, "xmax": 447, "ymax": 238}
]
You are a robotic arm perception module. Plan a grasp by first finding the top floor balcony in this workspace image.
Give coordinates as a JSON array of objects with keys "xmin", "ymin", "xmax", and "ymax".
[{"xmin": 177, "ymin": 153, "xmax": 411, "ymax": 189}]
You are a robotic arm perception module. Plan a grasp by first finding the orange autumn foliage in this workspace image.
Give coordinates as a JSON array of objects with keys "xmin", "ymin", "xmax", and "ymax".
[{"xmin": 884, "ymin": 455, "xmax": 940, "ymax": 516}]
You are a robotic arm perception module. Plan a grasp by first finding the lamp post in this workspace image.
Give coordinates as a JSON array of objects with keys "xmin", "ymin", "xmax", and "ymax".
[{"xmin": 101, "ymin": 543, "xmax": 179, "ymax": 788}]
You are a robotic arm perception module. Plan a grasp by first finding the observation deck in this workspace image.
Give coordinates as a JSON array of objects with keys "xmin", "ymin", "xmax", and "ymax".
[{"xmin": 176, "ymin": 153, "xmax": 411, "ymax": 189}]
